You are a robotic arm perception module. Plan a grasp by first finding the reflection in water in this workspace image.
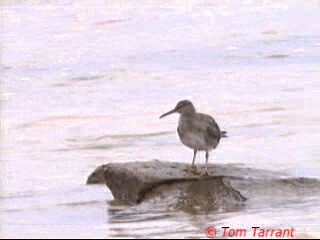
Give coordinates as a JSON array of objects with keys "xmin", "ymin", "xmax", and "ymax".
[
  {"xmin": 59, "ymin": 131, "xmax": 172, "ymax": 151},
  {"xmin": 265, "ymin": 54, "xmax": 290, "ymax": 59},
  {"xmin": 106, "ymin": 175, "xmax": 320, "ymax": 238},
  {"xmin": 71, "ymin": 75, "xmax": 105, "ymax": 82}
]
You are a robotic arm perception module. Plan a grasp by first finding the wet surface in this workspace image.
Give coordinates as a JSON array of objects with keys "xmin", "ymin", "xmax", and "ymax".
[{"xmin": 1, "ymin": 0, "xmax": 320, "ymax": 238}]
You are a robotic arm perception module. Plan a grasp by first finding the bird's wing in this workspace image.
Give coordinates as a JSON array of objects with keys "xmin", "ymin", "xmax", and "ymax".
[
  {"xmin": 207, "ymin": 120, "xmax": 221, "ymax": 141},
  {"xmin": 197, "ymin": 113, "xmax": 221, "ymax": 140}
]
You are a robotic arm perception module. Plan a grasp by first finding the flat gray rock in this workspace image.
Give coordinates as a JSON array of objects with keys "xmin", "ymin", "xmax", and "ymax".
[
  {"xmin": 87, "ymin": 160, "xmax": 320, "ymax": 213},
  {"xmin": 87, "ymin": 160, "xmax": 247, "ymax": 210},
  {"xmin": 87, "ymin": 159, "xmax": 285, "ymax": 185},
  {"xmin": 87, "ymin": 165, "xmax": 107, "ymax": 184}
]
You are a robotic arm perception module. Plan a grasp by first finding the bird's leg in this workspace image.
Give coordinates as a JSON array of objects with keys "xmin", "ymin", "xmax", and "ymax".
[
  {"xmin": 186, "ymin": 150, "xmax": 198, "ymax": 174},
  {"xmin": 191, "ymin": 149, "xmax": 197, "ymax": 170},
  {"xmin": 200, "ymin": 151, "xmax": 210, "ymax": 176}
]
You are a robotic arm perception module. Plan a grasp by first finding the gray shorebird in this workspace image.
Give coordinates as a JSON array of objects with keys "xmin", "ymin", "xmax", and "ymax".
[{"xmin": 160, "ymin": 100, "xmax": 227, "ymax": 176}]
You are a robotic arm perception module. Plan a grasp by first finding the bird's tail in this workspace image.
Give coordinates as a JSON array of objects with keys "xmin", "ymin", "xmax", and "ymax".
[{"xmin": 221, "ymin": 131, "xmax": 228, "ymax": 138}]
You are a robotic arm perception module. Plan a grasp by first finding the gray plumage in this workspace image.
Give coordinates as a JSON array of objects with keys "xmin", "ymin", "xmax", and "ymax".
[{"xmin": 160, "ymin": 100, "xmax": 226, "ymax": 176}]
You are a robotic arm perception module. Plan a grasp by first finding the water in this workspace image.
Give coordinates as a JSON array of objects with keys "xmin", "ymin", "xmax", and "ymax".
[{"xmin": 1, "ymin": 0, "xmax": 319, "ymax": 238}]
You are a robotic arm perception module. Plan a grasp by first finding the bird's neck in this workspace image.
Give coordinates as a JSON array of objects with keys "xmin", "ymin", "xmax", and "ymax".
[{"xmin": 180, "ymin": 109, "xmax": 196, "ymax": 118}]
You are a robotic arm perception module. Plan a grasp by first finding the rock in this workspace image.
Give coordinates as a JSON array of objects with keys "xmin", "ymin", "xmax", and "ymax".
[
  {"xmin": 87, "ymin": 160, "xmax": 247, "ymax": 209},
  {"xmin": 88, "ymin": 160, "xmax": 320, "ymax": 215},
  {"xmin": 87, "ymin": 160, "xmax": 284, "ymax": 185},
  {"xmin": 144, "ymin": 177, "xmax": 246, "ymax": 213},
  {"xmin": 87, "ymin": 165, "xmax": 108, "ymax": 184}
]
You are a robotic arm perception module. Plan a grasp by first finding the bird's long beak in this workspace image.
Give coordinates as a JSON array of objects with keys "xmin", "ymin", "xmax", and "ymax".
[{"xmin": 159, "ymin": 108, "xmax": 176, "ymax": 119}]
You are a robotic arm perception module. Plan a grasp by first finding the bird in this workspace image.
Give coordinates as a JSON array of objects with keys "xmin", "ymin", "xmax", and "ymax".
[{"xmin": 159, "ymin": 100, "xmax": 227, "ymax": 176}]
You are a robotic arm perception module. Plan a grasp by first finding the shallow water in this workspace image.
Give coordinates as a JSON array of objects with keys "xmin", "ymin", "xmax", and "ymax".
[{"xmin": 1, "ymin": 0, "xmax": 320, "ymax": 238}]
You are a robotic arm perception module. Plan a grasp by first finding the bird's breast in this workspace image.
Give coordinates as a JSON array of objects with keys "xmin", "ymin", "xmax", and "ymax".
[{"xmin": 177, "ymin": 118, "xmax": 209, "ymax": 151}]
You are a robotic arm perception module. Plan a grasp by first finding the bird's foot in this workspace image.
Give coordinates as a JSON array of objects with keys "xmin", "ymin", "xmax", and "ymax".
[
  {"xmin": 185, "ymin": 165, "xmax": 198, "ymax": 175},
  {"xmin": 200, "ymin": 169, "xmax": 210, "ymax": 177}
]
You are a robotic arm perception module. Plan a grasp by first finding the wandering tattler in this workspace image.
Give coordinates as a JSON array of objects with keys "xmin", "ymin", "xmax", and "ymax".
[{"xmin": 160, "ymin": 100, "xmax": 227, "ymax": 176}]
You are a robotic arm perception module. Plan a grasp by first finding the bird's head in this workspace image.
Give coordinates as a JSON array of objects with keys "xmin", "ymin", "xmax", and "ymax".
[{"xmin": 159, "ymin": 100, "xmax": 195, "ymax": 119}]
